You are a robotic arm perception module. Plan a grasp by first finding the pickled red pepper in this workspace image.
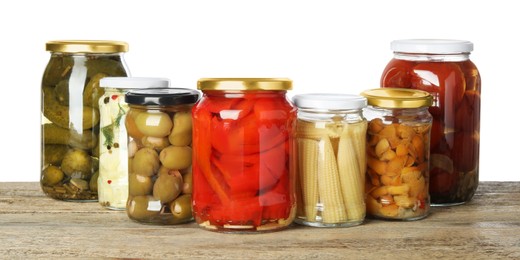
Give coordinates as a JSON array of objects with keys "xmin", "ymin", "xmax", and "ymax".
[{"xmin": 192, "ymin": 80, "xmax": 296, "ymax": 232}]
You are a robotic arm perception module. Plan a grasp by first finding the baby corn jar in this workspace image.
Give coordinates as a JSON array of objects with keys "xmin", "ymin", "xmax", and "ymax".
[
  {"xmin": 292, "ymin": 93, "xmax": 368, "ymax": 227},
  {"xmin": 361, "ymin": 88, "xmax": 432, "ymax": 221}
]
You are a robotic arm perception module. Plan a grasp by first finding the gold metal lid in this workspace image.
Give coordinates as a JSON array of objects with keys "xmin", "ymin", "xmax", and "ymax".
[
  {"xmin": 46, "ymin": 40, "xmax": 128, "ymax": 53},
  {"xmin": 360, "ymin": 88, "xmax": 432, "ymax": 108},
  {"xmin": 197, "ymin": 78, "xmax": 292, "ymax": 91}
]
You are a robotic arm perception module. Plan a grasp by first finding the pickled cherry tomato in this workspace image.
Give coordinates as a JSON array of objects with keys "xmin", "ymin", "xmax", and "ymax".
[
  {"xmin": 380, "ymin": 58, "xmax": 415, "ymax": 88},
  {"xmin": 410, "ymin": 63, "xmax": 466, "ymax": 118}
]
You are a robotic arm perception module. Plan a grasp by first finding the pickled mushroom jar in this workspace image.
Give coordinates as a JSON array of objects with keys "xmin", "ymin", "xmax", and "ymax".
[
  {"xmin": 380, "ymin": 39, "xmax": 481, "ymax": 205},
  {"xmin": 361, "ymin": 88, "xmax": 432, "ymax": 221},
  {"xmin": 97, "ymin": 77, "xmax": 169, "ymax": 210},
  {"xmin": 192, "ymin": 78, "xmax": 297, "ymax": 232},
  {"xmin": 125, "ymin": 86, "xmax": 200, "ymax": 224},
  {"xmin": 41, "ymin": 40, "xmax": 129, "ymax": 201},
  {"xmin": 292, "ymin": 94, "xmax": 367, "ymax": 227}
]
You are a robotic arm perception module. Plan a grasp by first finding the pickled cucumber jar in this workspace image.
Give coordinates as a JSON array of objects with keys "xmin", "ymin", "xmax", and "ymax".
[
  {"xmin": 192, "ymin": 78, "xmax": 297, "ymax": 232},
  {"xmin": 125, "ymin": 86, "xmax": 199, "ymax": 224},
  {"xmin": 41, "ymin": 40, "xmax": 129, "ymax": 201},
  {"xmin": 97, "ymin": 78, "xmax": 168, "ymax": 210},
  {"xmin": 361, "ymin": 88, "xmax": 432, "ymax": 221},
  {"xmin": 380, "ymin": 39, "xmax": 481, "ymax": 205},
  {"xmin": 292, "ymin": 94, "xmax": 367, "ymax": 228}
]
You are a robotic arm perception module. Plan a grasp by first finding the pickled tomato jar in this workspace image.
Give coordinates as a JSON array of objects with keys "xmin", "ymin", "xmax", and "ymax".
[
  {"xmin": 41, "ymin": 40, "xmax": 129, "ymax": 201},
  {"xmin": 97, "ymin": 77, "xmax": 168, "ymax": 210},
  {"xmin": 361, "ymin": 88, "xmax": 432, "ymax": 221},
  {"xmin": 192, "ymin": 78, "xmax": 297, "ymax": 232},
  {"xmin": 381, "ymin": 39, "xmax": 481, "ymax": 205},
  {"xmin": 292, "ymin": 94, "xmax": 367, "ymax": 227},
  {"xmin": 125, "ymin": 86, "xmax": 200, "ymax": 224}
]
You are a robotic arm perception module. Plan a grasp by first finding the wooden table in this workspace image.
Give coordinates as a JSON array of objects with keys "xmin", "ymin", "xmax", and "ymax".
[{"xmin": 1, "ymin": 182, "xmax": 519, "ymax": 259}]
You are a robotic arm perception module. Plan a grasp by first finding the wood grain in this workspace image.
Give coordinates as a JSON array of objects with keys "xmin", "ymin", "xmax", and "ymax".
[{"xmin": 1, "ymin": 182, "xmax": 519, "ymax": 259}]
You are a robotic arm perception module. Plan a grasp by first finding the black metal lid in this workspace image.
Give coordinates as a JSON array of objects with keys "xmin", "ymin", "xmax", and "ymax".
[{"xmin": 125, "ymin": 88, "xmax": 200, "ymax": 106}]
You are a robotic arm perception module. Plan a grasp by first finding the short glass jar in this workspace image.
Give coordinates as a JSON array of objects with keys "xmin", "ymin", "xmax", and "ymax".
[
  {"xmin": 361, "ymin": 88, "xmax": 432, "ymax": 221},
  {"xmin": 292, "ymin": 94, "xmax": 368, "ymax": 227},
  {"xmin": 41, "ymin": 40, "xmax": 129, "ymax": 201},
  {"xmin": 380, "ymin": 39, "xmax": 481, "ymax": 205},
  {"xmin": 97, "ymin": 77, "xmax": 169, "ymax": 210},
  {"xmin": 192, "ymin": 78, "xmax": 297, "ymax": 232},
  {"xmin": 125, "ymin": 86, "xmax": 200, "ymax": 224}
]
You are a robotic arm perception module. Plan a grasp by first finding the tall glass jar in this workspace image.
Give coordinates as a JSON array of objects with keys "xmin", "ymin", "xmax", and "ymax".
[
  {"xmin": 380, "ymin": 39, "xmax": 481, "ymax": 206},
  {"xmin": 41, "ymin": 40, "xmax": 129, "ymax": 201},
  {"xmin": 361, "ymin": 88, "xmax": 432, "ymax": 221},
  {"xmin": 125, "ymin": 87, "xmax": 199, "ymax": 225},
  {"xmin": 292, "ymin": 94, "xmax": 367, "ymax": 227},
  {"xmin": 192, "ymin": 78, "xmax": 297, "ymax": 232},
  {"xmin": 97, "ymin": 78, "xmax": 169, "ymax": 210}
]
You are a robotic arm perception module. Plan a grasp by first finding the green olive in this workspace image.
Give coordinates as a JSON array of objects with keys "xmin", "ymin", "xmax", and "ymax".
[
  {"xmin": 90, "ymin": 171, "xmax": 99, "ymax": 192},
  {"xmin": 182, "ymin": 171, "xmax": 192, "ymax": 194},
  {"xmin": 135, "ymin": 111, "xmax": 173, "ymax": 138},
  {"xmin": 141, "ymin": 136, "xmax": 170, "ymax": 152},
  {"xmin": 129, "ymin": 173, "xmax": 153, "ymax": 196},
  {"xmin": 127, "ymin": 195, "xmax": 160, "ymax": 220},
  {"xmin": 125, "ymin": 109, "xmax": 145, "ymax": 140},
  {"xmin": 153, "ymin": 172, "xmax": 183, "ymax": 203},
  {"xmin": 168, "ymin": 111, "xmax": 192, "ymax": 146},
  {"xmin": 61, "ymin": 148, "xmax": 93, "ymax": 179},
  {"xmin": 131, "ymin": 147, "xmax": 160, "ymax": 177},
  {"xmin": 169, "ymin": 194, "xmax": 192, "ymax": 221},
  {"xmin": 159, "ymin": 146, "xmax": 192, "ymax": 170},
  {"xmin": 42, "ymin": 165, "xmax": 64, "ymax": 186},
  {"xmin": 157, "ymin": 166, "xmax": 182, "ymax": 177}
]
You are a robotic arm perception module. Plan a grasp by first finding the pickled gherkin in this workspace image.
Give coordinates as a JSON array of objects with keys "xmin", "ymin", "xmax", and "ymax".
[{"xmin": 40, "ymin": 40, "xmax": 129, "ymax": 201}]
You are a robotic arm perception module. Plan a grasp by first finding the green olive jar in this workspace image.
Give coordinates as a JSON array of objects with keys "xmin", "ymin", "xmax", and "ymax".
[
  {"xmin": 125, "ymin": 86, "xmax": 200, "ymax": 224},
  {"xmin": 41, "ymin": 40, "xmax": 130, "ymax": 201}
]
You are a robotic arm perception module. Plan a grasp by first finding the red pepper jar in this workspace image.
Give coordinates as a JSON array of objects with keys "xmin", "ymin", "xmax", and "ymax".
[
  {"xmin": 192, "ymin": 78, "xmax": 297, "ymax": 232},
  {"xmin": 381, "ymin": 39, "xmax": 481, "ymax": 206}
]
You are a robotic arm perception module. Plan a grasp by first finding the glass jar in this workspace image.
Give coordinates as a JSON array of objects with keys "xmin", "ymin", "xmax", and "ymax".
[
  {"xmin": 192, "ymin": 78, "xmax": 297, "ymax": 232},
  {"xmin": 41, "ymin": 40, "xmax": 129, "ymax": 201},
  {"xmin": 380, "ymin": 39, "xmax": 481, "ymax": 206},
  {"xmin": 97, "ymin": 78, "xmax": 169, "ymax": 210},
  {"xmin": 292, "ymin": 94, "xmax": 367, "ymax": 227},
  {"xmin": 125, "ymin": 86, "xmax": 199, "ymax": 224},
  {"xmin": 361, "ymin": 88, "xmax": 432, "ymax": 221}
]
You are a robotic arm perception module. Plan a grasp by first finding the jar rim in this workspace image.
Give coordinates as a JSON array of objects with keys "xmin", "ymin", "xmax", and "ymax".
[
  {"xmin": 293, "ymin": 93, "xmax": 367, "ymax": 110},
  {"xmin": 360, "ymin": 88, "xmax": 432, "ymax": 108},
  {"xmin": 391, "ymin": 39, "xmax": 473, "ymax": 54},
  {"xmin": 46, "ymin": 40, "xmax": 128, "ymax": 53},
  {"xmin": 100, "ymin": 77, "xmax": 170, "ymax": 89},
  {"xmin": 197, "ymin": 78, "xmax": 292, "ymax": 91}
]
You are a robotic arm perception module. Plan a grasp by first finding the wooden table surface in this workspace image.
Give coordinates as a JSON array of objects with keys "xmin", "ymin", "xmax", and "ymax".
[{"xmin": 1, "ymin": 182, "xmax": 519, "ymax": 259}]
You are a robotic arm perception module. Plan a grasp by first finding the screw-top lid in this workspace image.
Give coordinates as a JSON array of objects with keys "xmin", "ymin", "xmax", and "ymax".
[
  {"xmin": 293, "ymin": 93, "xmax": 367, "ymax": 110},
  {"xmin": 360, "ymin": 88, "xmax": 432, "ymax": 109},
  {"xmin": 197, "ymin": 78, "xmax": 292, "ymax": 91},
  {"xmin": 46, "ymin": 40, "xmax": 129, "ymax": 53},
  {"xmin": 100, "ymin": 77, "xmax": 170, "ymax": 89},
  {"xmin": 125, "ymin": 88, "xmax": 200, "ymax": 106},
  {"xmin": 391, "ymin": 39, "xmax": 473, "ymax": 54}
]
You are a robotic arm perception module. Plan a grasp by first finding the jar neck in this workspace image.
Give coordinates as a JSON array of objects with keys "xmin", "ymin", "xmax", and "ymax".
[
  {"xmin": 202, "ymin": 90, "xmax": 287, "ymax": 99},
  {"xmin": 298, "ymin": 108, "xmax": 364, "ymax": 123},
  {"xmin": 364, "ymin": 106, "xmax": 431, "ymax": 124},
  {"xmin": 394, "ymin": 52, "xmax": 470, "ymax": 62}
]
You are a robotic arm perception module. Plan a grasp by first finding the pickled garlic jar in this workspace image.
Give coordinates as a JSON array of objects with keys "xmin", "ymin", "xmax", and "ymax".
[
  {"xmin": 125, "ymin": 87, "xmax": 200, "ymax": 224},
  {"xmin": 97, "ymin": 77, "xmax": 169, "ymax": 210},
  {"xmin": 361, "ymin": 88, "xmax": 432, "ymax": 220},
  {"xmin": 292, "ymin": 94, "xmax": 368, "ymax": 227},
  {"xmin": 41, "ymin": 40, "xmax": 129, "ymax": 201},
  {"xmin": 381, "ymin": 39, "xmax": 481, "ymax": 205},
  {"xmin": 192, "ymin": 78, "xmax": 297, "ymax": 232}
]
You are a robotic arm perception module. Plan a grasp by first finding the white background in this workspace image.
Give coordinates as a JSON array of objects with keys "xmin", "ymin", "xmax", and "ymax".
[{"xmin": 0, "ymin": 0, "xmax": 517, "ymax": 181}]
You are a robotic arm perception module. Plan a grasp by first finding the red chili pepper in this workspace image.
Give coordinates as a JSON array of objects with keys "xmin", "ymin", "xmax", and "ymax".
[{"xmin": 111, "ymin": 95, "xmax": 118, "ymax": 100}]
